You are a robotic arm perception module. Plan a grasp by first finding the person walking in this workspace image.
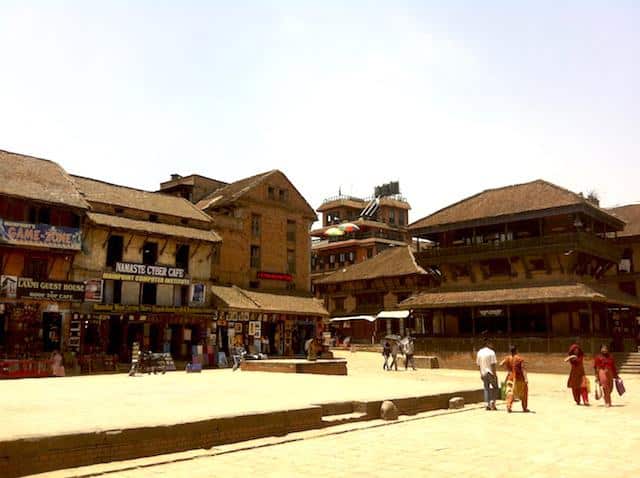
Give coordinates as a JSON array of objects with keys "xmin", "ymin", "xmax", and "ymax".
[
  {"xmin": 388, "ymin": 340, "xmax": 399, "ymax": 371},
  {"xmin": 564, "ymin": 343, "xmax": 589, "ymax": 405},
  {"xmin": 476, "ymin": 339, "xmax": 498, "ymax": 410},
  {"xmin": 382, "ymin": 341, "xmax": 391, "ymax": 370},
  {"xmin": 231, "ymin": 339, "xmax": 246, "ymax": 372},
  {"xmin": 501, "ymin": 345, "xmax": 529, "ymax": 413},
  {"xmin": 404, "ymin": 335, "xmax": 417, "ymax": 371},
  {"xmin": 594, "ymin": 344, "xmax": 619, "ymax": 408}
]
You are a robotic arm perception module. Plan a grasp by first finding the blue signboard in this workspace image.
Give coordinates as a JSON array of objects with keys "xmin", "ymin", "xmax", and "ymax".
[{"xmin": 0, "ymin": 219, "xmax": 82, "ymax": 250}]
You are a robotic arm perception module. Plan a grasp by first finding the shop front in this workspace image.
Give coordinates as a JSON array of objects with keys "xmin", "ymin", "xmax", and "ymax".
[{"xmin": 210, "ymin": 285, "xmax": 330, "ymax": 361}]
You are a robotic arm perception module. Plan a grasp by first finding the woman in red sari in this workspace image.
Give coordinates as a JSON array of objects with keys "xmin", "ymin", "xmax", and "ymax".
[
  {"xmin": 500, "ymin": 345, "xmax": 529, "ymax": 413},
  {"xmin": 594, "ymin": 344, "xmax": 619, "ymax": 407},
  {"xmin": 564, "ymin": 343, "xmax": 589, "ymax": 405}
]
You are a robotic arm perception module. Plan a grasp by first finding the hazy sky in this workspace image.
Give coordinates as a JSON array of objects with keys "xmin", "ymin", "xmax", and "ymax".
[{"xmin": 1, "ymin": 1, "xmax": 638, "ymax": 224}]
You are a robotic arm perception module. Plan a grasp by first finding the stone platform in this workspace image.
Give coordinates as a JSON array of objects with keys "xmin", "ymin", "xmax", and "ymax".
[{"xmin": 240, "ymin": 358, "xmax": 348, "ymax": 375}]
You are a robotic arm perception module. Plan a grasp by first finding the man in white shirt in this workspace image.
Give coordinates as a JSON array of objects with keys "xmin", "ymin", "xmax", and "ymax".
[{"xmin": 476, "ymin": 339, "xmax": 498, "ymax": 410}]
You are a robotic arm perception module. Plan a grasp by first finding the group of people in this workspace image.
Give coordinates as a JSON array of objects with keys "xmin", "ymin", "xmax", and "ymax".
[
  {"xmin": 477, "ymin": 339, "xmax": 623, "ymax": 411},
  {"xmin": 382, "ymin": 335, "xmax": 416, "ymax": 371}
]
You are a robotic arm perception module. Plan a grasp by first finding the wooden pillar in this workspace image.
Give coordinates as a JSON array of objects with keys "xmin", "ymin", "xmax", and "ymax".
[
  {"xmin": 507, "ymin": 305, "xmax": 512, "ymax": 338},
  {"xmin": 588, "ymin": 302, "xmax": 594, "ymax": 335},
  {"xmin": 471, "ymin": 307, "xmax": 476, "ymax": 337}
]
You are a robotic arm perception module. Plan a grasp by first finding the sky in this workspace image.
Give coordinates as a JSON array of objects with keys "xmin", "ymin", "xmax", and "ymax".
[{"xmin": 1, "ymin": 1, "xmax": 638, "ymax": 225}]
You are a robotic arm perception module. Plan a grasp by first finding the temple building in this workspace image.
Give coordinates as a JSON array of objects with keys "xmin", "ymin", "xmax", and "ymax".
[{"xmin": 401, "ymin": 180, "xmax": 639, "ymax": 353}]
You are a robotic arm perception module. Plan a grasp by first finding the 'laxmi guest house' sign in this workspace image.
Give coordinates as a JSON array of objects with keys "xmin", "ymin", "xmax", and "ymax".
[
  {"xmin": 17, "ymin": 278, "xmax": 86, "ymax": 302},
  {"xmin": 0, "ymin": 219, "xmax": 82, "ymax": 250},
  {"xmin": 103, "ymin": 262, "xmax": 190, "ymax": 285}
]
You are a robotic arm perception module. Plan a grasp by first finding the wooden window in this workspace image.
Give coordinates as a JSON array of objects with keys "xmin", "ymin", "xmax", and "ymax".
[
  {"xmin": 250, "ymin": 245, "xmax": 261, "ymax": 269},
  {"xmin": 267, "ymin": 186, "xmax": 275, "ymax": 200},
  {"xmin": 279, "ymin": 189, "xmax": 288, "ymax": 202},
  {"xmin": 142, "ymin": 242, "xmax": 158, "ymax": 265},
  {"xmin": 175, "ymin": 244, "xmax": 189, "ymax": 272},
  {"xmin": 106, "ymin": 235, "xmax": 124, "ymax": 267},
  {"xmin": 24, "ymin": 257, "xmax": 48, "ymax": 281},
  {"xmin": 251, "ymin": 214, "xmax": 261, "ymax": 238},
  {"xmin": 141, "ymin": 283, "xmax": 157, "ymax": 305},
  {"xmin": 287, "ymin": 249, "xmax": 296, "ymax": 274},
  {"xmin": 339, "ymin": 252, "xmax": 345, "ymax": 263},
  {"xmin": 367, "ymin": 248, "xmax": 373, "ymax": 259},
  {"xmin": 389, "ymin": 209, "xmax": 395, "ymax": 225},
  {"xmin": 286, "ymin": 220, "xmax": 296, "ymax": 242},
  {"xmin": 333, "ymin": 297, "xmax": 345, "ymax": 312}
]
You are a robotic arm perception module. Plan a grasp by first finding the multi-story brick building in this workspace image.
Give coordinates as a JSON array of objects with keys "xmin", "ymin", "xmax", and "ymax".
[
  {"xmin": 401, "ymin": 179, "xmax": 638, "ymax": 354},
  {"xmin": 0, "ymin": 150, "xmax": 89, "ymax": 374},
  {"xmin": 161, "ymin": 171, "xmax": 328, "ymax": 356},
  {"xmin": 310, "ymin": 182, "xmax": 411, "ymax": 285},
  {"xmin": 70, "ymin": 175, "xmax": 221, "ymax": 363}
]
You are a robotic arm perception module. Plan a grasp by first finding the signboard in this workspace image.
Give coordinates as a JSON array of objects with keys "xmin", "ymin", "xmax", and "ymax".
[
  {"xmin": 104, "ymin": 262, "xmax": 189, "ymax": 285},
  {"xmin": 189, "ymin": 283, "xmax": 205, "ymax": 304},
  {"xmin": 84, "ymin": 279, "xmax": 104, "ymax": 302},
  {"xmin": 257, "ymin": 271, "xmax": 293, "ymax": 282},
  {"xmin": 0, "ymin": 275, "xmax": 18, "ymax": 299},
  {"xmin": 478, "ymin": 309, "xmax": 504, "ymax": 317},
  {"xmin": 93, "ymin": 304, "xmax": 217, "ymax": 314},
  {"xmin": 0, "ymin": 219, "xmax": 81, "ymax": 250},
  {"xmin": 16, "ymin": 278, "xmax": 85, "ymax": 302}
]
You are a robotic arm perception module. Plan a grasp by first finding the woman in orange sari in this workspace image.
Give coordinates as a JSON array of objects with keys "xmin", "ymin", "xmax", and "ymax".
[
  {"xmin": 501, "ymin": 345, "xmax": 529, "ymax": 413},
  {"xmin": 565, "ymin": 343, "xmax": 589, "ymax": 405},
  {"xmin": 594, "ymin": 344, "xmax": 619, "ymax": 408}
]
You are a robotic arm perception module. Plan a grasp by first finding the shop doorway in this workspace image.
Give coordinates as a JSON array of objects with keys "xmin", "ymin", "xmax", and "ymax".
[
  {"xmin": 107, "ymin": 315, "xmax": 122, "ymax": 356},
  {"xmin": 296, "ymin": 323, "xmax": 316, "ymax": 355},
  {"xmin": 218, "ymin": 326, "xmax": 229, "ymax": 355},
  {"xmin": 42, "ymin": 312, "xmax": 62, "ymax": 352}
]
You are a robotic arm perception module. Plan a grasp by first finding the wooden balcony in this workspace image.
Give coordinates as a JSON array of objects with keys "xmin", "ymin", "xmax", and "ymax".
[{"xmin": 415, "ymin": 232, "xmax": 621, "ymax": 264}]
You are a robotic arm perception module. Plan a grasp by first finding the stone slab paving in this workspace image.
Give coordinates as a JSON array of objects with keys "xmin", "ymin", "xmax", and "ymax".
[
  {"xmin": 1, "ymin": 351, "xmax": 480, "ymax": 441},
  {"xmin": 29, "ymin": 351, "xmax": 640, "ymax": 478}
]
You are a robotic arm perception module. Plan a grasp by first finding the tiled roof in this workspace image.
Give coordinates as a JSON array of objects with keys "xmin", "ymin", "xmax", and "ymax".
[
  {"xmin": 211, "ymin": 285, "xmax": 329, "ymax": 316},
  {"xmin": 410, "ymin": 180, "xmax": 623, "ymax": 233},
  {"xmin": 196, "ymin": 170, "xmax": 277, "ymax": 210},
  {"xmin": 72, "ymin": 175, "xmax": 211, "ymax": 222},
  {"xmin": 86, "ymin": 212, "xmax": 221, "ymax": 242},
  {"xmin": 0, "ymin": 150, "xmax": 89, "ymax": 209},
  {"xmin": 399, "ymin": 282, "xmax": 640, "ymax": 309},
  {"xmin": 317, "ymin": 246, "xmax": 427, "ymax": 284},
  {"xmin": 608, "ymin": 204, "xmax": 640, "ymax": 238},
  {"xmin": 196, "ymin": 170, "xmax": 316, "ymax": 218}
]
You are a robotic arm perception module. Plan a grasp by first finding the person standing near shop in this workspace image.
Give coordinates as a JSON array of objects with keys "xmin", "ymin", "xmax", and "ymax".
[
  {"xmin": 476, "ymin": 339, "xmax": 498, "ymax": 410},
  {"xmin": 404, "ymin": 335, "xmax": 417, "ymax": 371}
]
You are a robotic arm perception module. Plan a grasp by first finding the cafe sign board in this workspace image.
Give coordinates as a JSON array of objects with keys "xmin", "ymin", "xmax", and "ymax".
[
  {"xmin": 103, "ymin": 262, "xmax": 189, "ymax": 285},
  {"xmin": 16, "ymin": 277, "xmax": 85, "ymax": 302},
  {"xmin": 0, "ymin": 219, "xmax": 82, "ymax": 250}
]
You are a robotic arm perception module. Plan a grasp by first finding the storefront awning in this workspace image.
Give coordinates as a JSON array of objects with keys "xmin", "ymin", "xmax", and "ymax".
[
  {"xmin": 376, "ymin": 310, "xmax": 411, "ymax": 320},
  {"xmin": 330, "ymin": 315, "xmax": 376, "ymax": 323}
]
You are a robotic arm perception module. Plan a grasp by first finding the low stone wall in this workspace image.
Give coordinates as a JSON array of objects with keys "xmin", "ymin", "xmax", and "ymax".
[
  {"xmin": 0, "ymin": 406, "xmax": 324, "ymax": 478},
  {"xmin": 241, "ymin": 359, "xmax": 347, "ymax": 376}
]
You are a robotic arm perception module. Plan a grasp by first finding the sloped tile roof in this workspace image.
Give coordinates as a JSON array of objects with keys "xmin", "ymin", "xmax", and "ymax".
[
  {"xmin": 0, "ymin": 150, "xmax": 89, "ymax": 209},
  {"xmin": 410, "ymin": 179, "xmax": 623, "ymax": 233},
  {"xmin": 399, "ymin": 282, "xmax": 640, "ymax": 309},
  {"xmin": 608, "ymin": 204, "xmax": 640, "ymax": 238},
  {"xmin": 211, "ymin": 285, "xmax": 329, "ymax": 316},
  {"xmin": 72, "ymin": 175, "xmax": 212, "ymax": 222},
  {"xmin": 317, "ymin": 245, "xmax": 427, "ymax": 284},
  {"xmin": 87, "ymin": 212, "xmax": 221, "ymax": 243},
  {"xmin": 196, "ymin": 170, "xmax": 278, "ymax": 210}
]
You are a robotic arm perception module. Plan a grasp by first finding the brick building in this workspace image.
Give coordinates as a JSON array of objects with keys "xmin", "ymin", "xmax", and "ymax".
[
  {"xmin": 401, "ymin": 179, "xmax": 639, "ymax": 354},
  {"xmin": 314, "ymin": 245, "xmax": 432, "ymax": 343},
  {"xmin": 0, "ymin": 150, "xmax": 89, "ymax": 375},
  {"xmin": 310, "ymin": 183, "xmax": 412, "ymax": 285},
  {"xmin": 70, "ymin": 175, "xmax": 221, "ymax": 364}
]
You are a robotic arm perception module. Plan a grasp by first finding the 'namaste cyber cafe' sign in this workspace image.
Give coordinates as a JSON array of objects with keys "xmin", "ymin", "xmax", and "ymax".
[
  {"xmin": 103, "ymin": 262, "xmax": 190, "ymax": 285},
  {"xmin": 0, "ymin": 219, "xmax": 82, "ymax": 250}
]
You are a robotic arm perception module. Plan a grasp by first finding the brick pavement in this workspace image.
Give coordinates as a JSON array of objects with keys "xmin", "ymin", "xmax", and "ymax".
[{"xmin": 25, "ymin": 352, "xmax": 640, "ymax": 478}]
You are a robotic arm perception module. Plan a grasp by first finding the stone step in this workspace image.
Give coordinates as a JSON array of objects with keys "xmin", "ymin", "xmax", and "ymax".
[{"xmin": 321, "ymin": 411, "xmax": 368, "ymax": 427}]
